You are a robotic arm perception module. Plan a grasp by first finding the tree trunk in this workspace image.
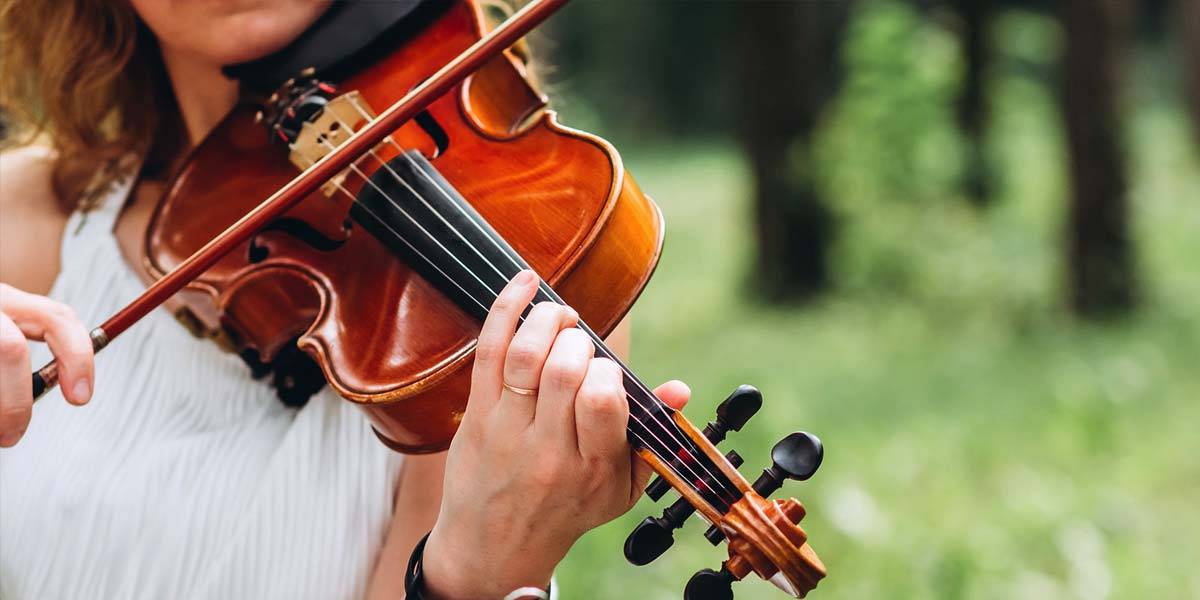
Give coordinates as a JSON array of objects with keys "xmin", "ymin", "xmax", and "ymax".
[
  {"xmin": 1184, "ymin": 0, "xmax": 1200, "ymax": 147},
  {"xmin": 734, "ymin": 2, "xmax": 850, "ymax": 301},
  {"xmin": 1059, "ymin": 0, "xmax": 1138, "ymax": 316},
  {"xmin": 952, "ymin": 0, "xmax": 993, "ymax": 205}
]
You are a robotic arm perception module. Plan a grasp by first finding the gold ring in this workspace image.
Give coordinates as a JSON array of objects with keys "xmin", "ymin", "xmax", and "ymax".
[{"xmin": 503, "ymin": 382, "xmax": 539, "ymax": 397}]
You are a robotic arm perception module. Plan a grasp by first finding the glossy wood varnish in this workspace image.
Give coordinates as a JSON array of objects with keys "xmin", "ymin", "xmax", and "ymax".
[{"xmin": 145, "ymin": 0, "xmax": 663, "ymax": 452}]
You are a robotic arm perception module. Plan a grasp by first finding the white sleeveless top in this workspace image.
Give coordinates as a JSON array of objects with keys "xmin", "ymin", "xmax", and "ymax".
[{"xmin": 0, "ymin": 170, "xmax": 404, "ymax": 599}]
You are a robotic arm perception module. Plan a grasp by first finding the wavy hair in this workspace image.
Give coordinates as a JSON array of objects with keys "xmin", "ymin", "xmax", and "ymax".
[{"xmin": 0, "ymin": 0, "xmax": 180, "ymax": 210}]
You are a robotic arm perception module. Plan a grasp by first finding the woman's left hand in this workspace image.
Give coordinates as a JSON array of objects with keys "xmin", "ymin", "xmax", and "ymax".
[{"xmin": 421, "ymin": 270, "xmax": 689, "ymax": 598}]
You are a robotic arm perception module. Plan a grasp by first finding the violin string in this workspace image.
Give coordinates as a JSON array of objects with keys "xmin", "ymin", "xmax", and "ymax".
[
  {"xmin": 303, "ymin": 140, "xmax": 735, "ymax": 507},
  {"xmin": 330, "ymin": 107, "xmax": 739, "ymax": 505},
  {"xmin": 319, "ymin": 110, "xmax": 740, "ymax": 503}
]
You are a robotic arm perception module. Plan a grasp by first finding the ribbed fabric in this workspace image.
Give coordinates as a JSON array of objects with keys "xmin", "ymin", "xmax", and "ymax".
[{"xmin": 0, "ymin": 173, "xmax": 404, "ymax": 599}]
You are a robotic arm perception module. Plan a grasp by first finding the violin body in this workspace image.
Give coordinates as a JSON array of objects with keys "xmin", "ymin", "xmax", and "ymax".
[{"xmin": 145, "ymin": 0, "xmax": 663, "ymax": 453}]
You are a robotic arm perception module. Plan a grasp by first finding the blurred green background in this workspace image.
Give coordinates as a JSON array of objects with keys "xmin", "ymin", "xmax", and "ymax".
[{"xmin": 534, "ymin": 1, "xmax": 1200, "ymax": 598}]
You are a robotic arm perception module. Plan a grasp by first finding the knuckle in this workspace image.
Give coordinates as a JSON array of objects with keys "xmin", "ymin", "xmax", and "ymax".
[
  {"xmin": 50, "ymin": 302, "xmax": 77, "ymax": 322},
  {"xmin": 0, "ymin": 403, "xmax": 31, "ymax": 430},
  {"xmin": 0, "ymin": 403, "xmax": 30, "ymax": 420},
  {"xmin": 505, "ymin": 340, "xmax": 544, "ymax": 372},
  {"xmin": 562, "ymin": 327, "xmax": 594, "ymax": 352},
  {"xmin": 582, "ymin": 384, "xmax": 627, "ymax": 419},
  {"xmin": 545, "ymin": 357, "xmax": 587, "ymax": 389},
  {"xmin": 526, "ymin": 302, "xmax": 563, "ymax": 325},
  {"xmin": 475, "ymin": 340, "xmax": 503, "ymax": 364},
  {"xmin": 592, "ymin": 357, "xmax": 620, "ymax": 377},
  {"xmin": 0, "ymin": 332, "xmax": 28, "ymax": 363},
  {"xmin": 532, "ymin": 300, "xmax": 560, "ymax": 315}
]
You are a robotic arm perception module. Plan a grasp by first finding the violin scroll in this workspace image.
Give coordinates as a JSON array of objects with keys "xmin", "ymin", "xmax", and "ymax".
[
  {"xmin": 703, "ymin": 487, "xmax": 825, "ymax": 598},
  {"xmin": 626, "ymin": 386, "xmax": 826, "ymax": 598}
]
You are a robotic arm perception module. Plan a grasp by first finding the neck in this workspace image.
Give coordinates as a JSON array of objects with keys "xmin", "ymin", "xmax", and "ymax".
[{"xmin": 160, "ymin": 45, "xmax": 240, "ymax": 147}]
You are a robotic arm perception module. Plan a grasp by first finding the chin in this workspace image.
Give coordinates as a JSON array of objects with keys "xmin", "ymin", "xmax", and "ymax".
[{"xmin": 133, "ymin": 0, "xmax": 330, "ymax": 66}]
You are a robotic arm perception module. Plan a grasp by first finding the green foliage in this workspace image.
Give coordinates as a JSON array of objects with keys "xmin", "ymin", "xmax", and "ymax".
[
  {"xmin": 817, "ymin": 2, "xmax": 1055, "ymax": 308},
  {"xmin": 550, "ymin": 5, "xmax": 1200, "ymax": 598},
  {"xmin": 539, "ymin": 1, "xmax": 736, "ymax": 142}
]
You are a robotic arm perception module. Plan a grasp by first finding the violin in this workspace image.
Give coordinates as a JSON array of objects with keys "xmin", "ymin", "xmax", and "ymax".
[{"xmin": 31, "ymin": 0, "xmax": 827, "ymax": 596}]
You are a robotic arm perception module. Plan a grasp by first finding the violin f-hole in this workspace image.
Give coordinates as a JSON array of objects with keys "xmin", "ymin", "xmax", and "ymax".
[
  {"xmin": 415, "ymin": 109, "xmax": 450, "ymax": 158},
  {"xmin": 247, "ymin": 218, "xmax": 350, "ymax": 263}
]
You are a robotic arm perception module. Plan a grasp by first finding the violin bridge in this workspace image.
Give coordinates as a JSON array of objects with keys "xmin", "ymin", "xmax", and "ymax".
[{"xmin": 288, "ymin": 91, "xmax": 380, "ymax": 198}]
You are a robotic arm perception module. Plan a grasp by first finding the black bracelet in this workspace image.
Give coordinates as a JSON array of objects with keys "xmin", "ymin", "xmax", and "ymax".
[
  {"xmin": 404, "ymin": 531, "xmax": 553, "ymax": 600},
  {"xmin": 404, "ymin": 531, "xmax": 434, "ymax": 599}
]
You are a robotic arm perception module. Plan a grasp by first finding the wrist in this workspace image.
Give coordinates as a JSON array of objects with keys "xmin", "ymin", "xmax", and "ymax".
[{"xmin": 422, "ymin": 524, "xmax": 555, "ymax": 599}]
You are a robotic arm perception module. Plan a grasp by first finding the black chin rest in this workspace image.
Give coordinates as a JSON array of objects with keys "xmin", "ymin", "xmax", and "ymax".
[{"xmin": 224, "ymin": 0, "xmax": 449, "ymax": 93}]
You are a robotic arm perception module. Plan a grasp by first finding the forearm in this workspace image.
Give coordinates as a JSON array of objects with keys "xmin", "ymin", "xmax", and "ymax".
[{"xmin": 367, "ymin": 452, "xmax": 447, "ymax": 600}]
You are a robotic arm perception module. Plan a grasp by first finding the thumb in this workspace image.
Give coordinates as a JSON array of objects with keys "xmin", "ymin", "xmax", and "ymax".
[{"xmin": 630, "ymin": 380, "xmax": 691, "ymax": 502}]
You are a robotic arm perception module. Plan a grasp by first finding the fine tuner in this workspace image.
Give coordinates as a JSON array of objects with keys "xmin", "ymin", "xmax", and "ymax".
[{"xmin": 625, "ymin": 385, "xmax": 826, "ymax": 598}]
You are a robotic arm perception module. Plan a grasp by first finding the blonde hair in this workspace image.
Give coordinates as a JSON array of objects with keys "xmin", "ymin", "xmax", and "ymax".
[{"xmin": 0, "ymin": 0, "xmax": 180, "ymax": 209}]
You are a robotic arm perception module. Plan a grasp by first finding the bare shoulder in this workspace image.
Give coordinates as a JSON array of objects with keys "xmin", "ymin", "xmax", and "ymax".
[{"xmin": 0, "ymin": 145, "xmax": 70, "ymax": 294}]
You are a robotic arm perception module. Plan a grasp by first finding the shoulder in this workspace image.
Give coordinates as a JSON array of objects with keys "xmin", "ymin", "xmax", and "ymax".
[
  {"xmin": 0, "ymin": 144, "xmax": 68, "ymax": 221},
  {"xmin": 0, "ymin": 144, "xmax": 71, "ymax": 294},
  {"xmin": 0, "ymin": 144, "xmax": 62, "ymax": 215}
]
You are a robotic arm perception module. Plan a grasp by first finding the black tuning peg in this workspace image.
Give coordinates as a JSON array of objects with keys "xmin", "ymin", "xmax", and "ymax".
[
  {"xmin": 624, "ymin": 511, "xmax": 682, "ymax": 566},
  {"xmin": 704, "ymin": 385, "xmax": 762, "ymax": 444},
  {"xmin": 643, "ymin": 474, "xmax": 673, "ymax": 503},
  {"xmin": 753, "ymin": 431, "xmax": 823, "ymax": 497},
  {"xmin": 684, "ymin": 565, "xmax": 736, "ymax": 600},
  {"xmin": 625, "ymin": 450, "xmax": 743, "ymax": 566},
  {"xmin": 646, "ymin": 385, "xmax": 762, "ymax": 501},
  {"xmin": 704, "ymin": 431, "xmax": 823, "ymax": 546}
]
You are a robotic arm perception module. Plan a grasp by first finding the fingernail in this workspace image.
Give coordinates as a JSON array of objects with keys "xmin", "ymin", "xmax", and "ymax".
[
  {"xmin": 517, "ymin": 270, "xmax": 536, "ymax": 285},
  {"xmin": 72, "ymin": 379, "xmax": 91, "ymax": 404}
]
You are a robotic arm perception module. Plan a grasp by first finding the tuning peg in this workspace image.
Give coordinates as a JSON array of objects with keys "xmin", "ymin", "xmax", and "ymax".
[
  {"xmin": 646, "ymin": 386, "xmax": 761, "ymax": 502},
  {"xmin": 623, "ymin": 510, "xmax": 682, "ymax": 566},
  {"xmin": 626, "ymin": 450, "xmax": 743, "ymax": 566},
  {"xmin": 684, "ymin": 565, "xmax": 736, "ymax": 600},
  {"xmin": 704, "ymin": 385, "xmax": 762, "ymax": 444},
  {"xmin": 753, "ymin": 431, "xmax": 823, "ymax": 497},
  {"xmin": 643, "ymin": 472, "xmax": 672, "ymax": 502}
]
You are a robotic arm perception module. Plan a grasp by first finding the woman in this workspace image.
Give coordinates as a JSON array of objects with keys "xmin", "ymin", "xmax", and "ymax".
[{"xmin": 0, "ymin": 1, "xmax": 689, "ymax": 598}]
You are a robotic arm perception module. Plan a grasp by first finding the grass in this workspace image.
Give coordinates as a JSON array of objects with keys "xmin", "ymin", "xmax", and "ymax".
[{"xmin": 552, "ymin": 14, "xmax": 1200, "ymax": 598}]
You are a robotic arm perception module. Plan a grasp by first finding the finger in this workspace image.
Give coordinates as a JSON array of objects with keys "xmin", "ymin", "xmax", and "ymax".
[
  {"xmin": 533, "ymin": 328, "xmax": 595, "ymax": 445},
  {"xmin": 573, "ymin": 357, "xmax": 628, "ymax": 464},
  {"xmin": 1, "ymin": 286, "xmax": 93, "ymax": 405},
  {"xmin": 0, "ymin": 312, "xmax": 33, "ymax": 447},
  {"xmin": 468, "ymin": 270, "xmax": 538, "ymax": 417},
  {"xmin": 503, "ymin": 302, "xmax": 578, "ymax": 391},
  {"xmin": 494, "ymin": 302, "xmax": 578, "ymax": 428},
  {"xmin": 653, "ymin": 380, "xmax": 690, "ymax": 411},
  {"xmin": 630, "ymin": 380, "xmax": 691, "ymax": 496}
]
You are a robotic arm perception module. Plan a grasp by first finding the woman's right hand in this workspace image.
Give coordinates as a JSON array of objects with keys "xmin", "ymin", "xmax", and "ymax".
[{"xmin": 0, "ymin": 283, "xmax": 94, "ymax": 447}]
